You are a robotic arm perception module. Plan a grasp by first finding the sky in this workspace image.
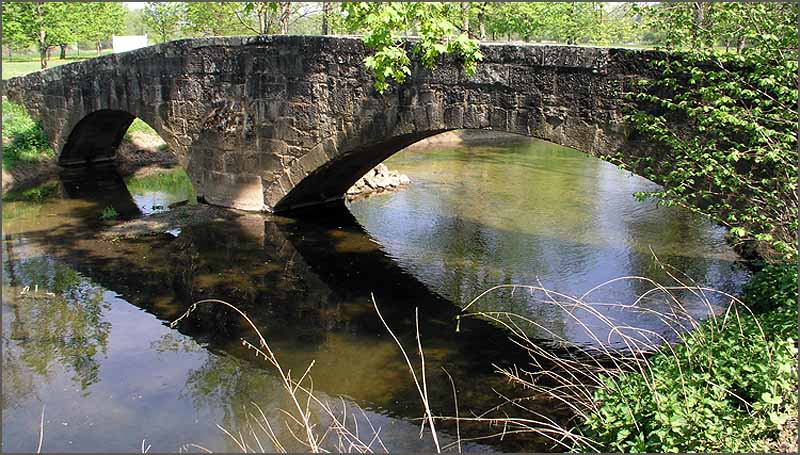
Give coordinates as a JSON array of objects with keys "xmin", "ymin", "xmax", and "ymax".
[{"xmin": 125, "ymin": 2, "xmax": 145, "ymax": 10}]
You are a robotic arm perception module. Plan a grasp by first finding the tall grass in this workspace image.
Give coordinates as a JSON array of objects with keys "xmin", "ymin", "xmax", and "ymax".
[
  {"xmin": 170, "ymin": 266, "xmax": 797, "ymax": 453},
  {"xmin": 460, "ymin": 265, "xmax": 798, "ymax": 452}
]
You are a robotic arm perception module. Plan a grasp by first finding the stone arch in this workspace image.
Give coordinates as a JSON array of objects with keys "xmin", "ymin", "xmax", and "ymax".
[{"xmin": 4, "ymin": 36, "xmax": 672, "ymax": 214}]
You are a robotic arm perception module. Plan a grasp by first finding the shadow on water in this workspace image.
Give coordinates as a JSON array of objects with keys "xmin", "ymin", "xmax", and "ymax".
[
  {"xmin": 1, "ymin": 141, "xmax": 750, "ymax": 452},
  {"xmin": 3, "ymin": 167, "xmax": 565, "ymax": 451}
]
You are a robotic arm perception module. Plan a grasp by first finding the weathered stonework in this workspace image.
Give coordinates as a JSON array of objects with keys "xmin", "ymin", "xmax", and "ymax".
[{"xmin": 4, "ymin": 36, "xmax": 666, "ymax": 212}]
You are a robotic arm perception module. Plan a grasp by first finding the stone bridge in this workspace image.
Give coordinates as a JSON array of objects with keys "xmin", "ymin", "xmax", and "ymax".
[{"xmin": 4, "ymin": 35, "xmax": 664, "ymax": 212}]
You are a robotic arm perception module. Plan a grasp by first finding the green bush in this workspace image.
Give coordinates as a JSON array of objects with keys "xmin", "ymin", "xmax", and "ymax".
[
  {"xmin": 578, "ymin": 265, "xmax": 798, "ymax": 452},
  {"xmin": 99, "ymin": 206, "xmax": 119, "ymax": 220},
  {"xmin": 2, "ymin": 98, "xmax": 54, "ymax": 169}
]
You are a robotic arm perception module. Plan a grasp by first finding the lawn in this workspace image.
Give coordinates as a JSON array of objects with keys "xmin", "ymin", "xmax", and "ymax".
[{"xmin": 2, "ymin": 59, "xmax": 83, "ymax": 79}]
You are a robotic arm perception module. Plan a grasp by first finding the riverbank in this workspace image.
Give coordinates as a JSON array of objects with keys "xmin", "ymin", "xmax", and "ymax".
[
  {"xmin": 558, "ymin": 263, "xmax": 798, "ymax": 453},
  {"xmin": 2, "ymin": 131, "xmax": 179, "ymax": 194}
]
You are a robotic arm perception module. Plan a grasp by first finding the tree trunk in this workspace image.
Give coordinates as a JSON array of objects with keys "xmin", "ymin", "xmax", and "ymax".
[
  {"xmin": 37, "ymin": 3, "xmax": 48, "ymax": 69},
  {"xmin": 461, "ymin": 2, "xmax": 470, "ymax": 36},
  {"xmin": 321, "ymin": 2, "xmax": 330, "ymax": 35},
  {"xmin": 96, "ymin": 41, "xmax": 101, "ymax": 56},
  {"xmin": 60, "ymin": 44, "xmax": 67, "ymax": 59},
  {"xmin": 39, "ymin": 28, "xmax": 48, "ymax": 69},
  {"xmin": 736, "ymin": 37, "xmax": 745, "ymax": 54},
  {"xmin": 478, "ymin": 10, "xmax": 486, "ymax": 41},
  {"xmin": 278, "ymin": 2, "xmax": 291, "ymax": 34},
  {"xmin": 692, "ymin": 2, "xmax": 705, "ymax": 49},
  {"xmin": 258, "ymin": 10, "xmax": 267, "ymax": 34}
]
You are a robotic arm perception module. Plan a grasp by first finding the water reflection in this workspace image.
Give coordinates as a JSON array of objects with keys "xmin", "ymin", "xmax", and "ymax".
[
  {"xmin": 350, "ymin": 139, "xmax": 748, "ymax": 344},
  {"xmin": 1, "ymin": 137, "xmax": 748, "ymax": 452},
  {"xmin": 2, "ymin": 169, "xmax": 537, "ymax": 452}
]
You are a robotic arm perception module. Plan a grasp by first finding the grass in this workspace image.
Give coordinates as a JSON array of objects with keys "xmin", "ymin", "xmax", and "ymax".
[
  {"xmin": 2, "ymin": 98, "xmax": 54, "ymax": 170},
  {"xmin": 123, "ymin": 118, "xmax": 158, "ymax": 140},
  {"xmin": 3, "ymin": 50, "xmax": 113, "ymax": 79},
  {"xmin": 2, "ymin": 59, "xmax": 77, "ymax": 80}
]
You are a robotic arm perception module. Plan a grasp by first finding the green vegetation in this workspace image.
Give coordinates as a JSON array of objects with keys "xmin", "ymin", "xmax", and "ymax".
[
  {"xmin": 125, "ymin": 168, "xmax": 197, "ymax": 203},
  {"xmin": 2, "ymin": 181, "xmax": 60, "ymax": 203},
  {"xmin": 2, "ymin": 2, "xmax": 124, "ymax": 69},
  {"xmin": 622, "ymin": 2, "xmax": 798, "ymax": 262},
  {"xmin": 1, "ymin": 98, "xmax": 54, "ymax": 169},
  {"xmin": 341, "ymin": 3, "xmax": 482, "ymax": 93},
  {"xmin": 578, "ymin": 265, "xmax": 797, "ymax": 452},
  {"xmin": 123, "ymin": 118, "xmax": 158, "ymax": 141},
  {"xmin": 574, "ymin": 4, "xmax": 798, "ymax": 452},
  {"xmin": 99, "ymin": 206, "xmax": 119, "ymax": 220}
]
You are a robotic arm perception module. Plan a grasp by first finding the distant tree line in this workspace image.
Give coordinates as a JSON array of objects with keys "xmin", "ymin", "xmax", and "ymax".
[
  {"xmin": 2, "ymin": 2, "xmax": 125, "ymax": 68},
  {"xmin": 2, "ymin": 2, "xmax": 786, "ymax": 70}
]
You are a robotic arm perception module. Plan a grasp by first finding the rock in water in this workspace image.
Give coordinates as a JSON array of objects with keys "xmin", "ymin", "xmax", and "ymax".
[{"xmin": 346, "ymin": 165, "xmax": 411, "ymax": 201}]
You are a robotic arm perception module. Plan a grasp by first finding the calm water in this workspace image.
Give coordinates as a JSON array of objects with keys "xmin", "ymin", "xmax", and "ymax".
[{"xmin": 1, "ymin": 136, "xmax": 748, "ymax": 452}]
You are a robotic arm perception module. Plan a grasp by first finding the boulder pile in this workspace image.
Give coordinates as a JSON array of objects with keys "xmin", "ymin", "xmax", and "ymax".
[{"xmin": 346, "ymin": 164, "xmax": 411, "ymax": 200}]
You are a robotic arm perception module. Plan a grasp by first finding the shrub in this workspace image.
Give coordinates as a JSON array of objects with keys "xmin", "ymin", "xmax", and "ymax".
[
  {"xmin": 578, "ymin": 266, "xmax": 798, "ymax": 452},
  {"xmin": 2, "ymin": 98, "xmax": 55, "ymax": 169},
  {"xmin": 99, "ymin": 206, "xmax": 119, "ymax": 220}
]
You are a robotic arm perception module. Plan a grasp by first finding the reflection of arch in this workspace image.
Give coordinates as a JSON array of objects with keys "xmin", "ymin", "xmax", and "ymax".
[{"xmin": 59, "ymin": 110, "xmax": 136, "ymax": 165}]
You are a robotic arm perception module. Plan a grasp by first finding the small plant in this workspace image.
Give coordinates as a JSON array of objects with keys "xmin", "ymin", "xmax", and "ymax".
[{"xmin": 99, "ymin": 206, "xmax": 119, "ymax": 220}]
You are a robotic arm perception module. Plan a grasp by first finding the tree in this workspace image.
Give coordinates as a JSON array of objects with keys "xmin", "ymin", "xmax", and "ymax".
[
  {"xmin": 1, "ymin": 2, "xmax": 80, "ymax": 69},
  {"xmin": 341, "ymin": 2, "xmax": 482, "ymax": 93},
  {"xmin": 142, "ymin": 2, "xmax": 185, "ymax": 44},
  {"xmin": 624, "ymin": 2, "xmax": 799, "ymax": 261},
  {"xmin": 184, "ymin": 2, "xmax": 250, "ymax": 37},
  {"xmin": 1, "ymin": 4, "xmax": 33, "ymax": 60},
  {"xmin": 321, "ymin": 2, "xmax": 331, "ymax": 35},
  {"xmin": 124, "ymin": 8, "xmax": 147, "ymax": 36},
  {"xmin": 233, "ymin": 2, "xmax": 296, "ymax": 35},
  {"xmin": 77, "ymin": 2, "xmax": 126, "ymax": 55}
]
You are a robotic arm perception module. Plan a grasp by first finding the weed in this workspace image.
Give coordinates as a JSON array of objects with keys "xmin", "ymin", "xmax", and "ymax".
[{"xmin": 100, "ymin": 206, "xmax": 119, "ymax": 220}]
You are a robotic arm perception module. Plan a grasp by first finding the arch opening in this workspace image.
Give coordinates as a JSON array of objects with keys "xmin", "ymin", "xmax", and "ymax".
[
  {"xmin": 60, "ymin": 109, "xmax": 137, "ymax": 166},
  {"xmin": 273, "ymin": 127, "xmax": 649, "ymax": 214}
]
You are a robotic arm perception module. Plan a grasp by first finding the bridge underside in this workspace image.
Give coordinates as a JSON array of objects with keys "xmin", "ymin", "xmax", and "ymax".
[
  {"xmin": 60, "ymin": 110, "xmax": 135, "ymax": 166},
  {"xmin": 273, "ymin": 130, "xmax": 449, "ymax": 212}
]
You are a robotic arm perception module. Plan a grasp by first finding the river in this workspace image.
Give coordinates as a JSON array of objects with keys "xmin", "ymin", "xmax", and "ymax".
[{"xmin": 1, "ymin": 134, "xmax": 748, "ymax": 452}]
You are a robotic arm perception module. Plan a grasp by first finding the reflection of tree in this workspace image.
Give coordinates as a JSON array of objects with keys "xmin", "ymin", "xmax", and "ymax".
[
  {"xmin": 2, "ymin": 243, "xmax": 37, "ymax": 411},
  {"xmin": 1, "ymin": 334, "xmax": 36, "ymax": 410},
  {"xmin": 178, "ymin": 350, "xmax": 299, "ymax": 451},
  {"xmin": 5, "ymin": 248, "xmax": 110, "ymax": 393}
]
